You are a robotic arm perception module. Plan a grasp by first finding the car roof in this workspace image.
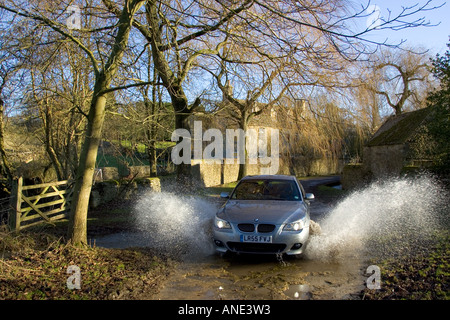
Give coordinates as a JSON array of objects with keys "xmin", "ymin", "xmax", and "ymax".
[{"xmin": 241, "ymin": 175, "xmax": 297, "ymax": 181}]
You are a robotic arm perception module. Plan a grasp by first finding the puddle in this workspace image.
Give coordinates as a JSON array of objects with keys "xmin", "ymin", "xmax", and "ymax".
[
  {"xmin": 91, "ymin": 231, "xmax": 152, "ymax": 249},
  {"xmin": 284, "ymin": 284, "xmax": 312, "ymax": 300}
]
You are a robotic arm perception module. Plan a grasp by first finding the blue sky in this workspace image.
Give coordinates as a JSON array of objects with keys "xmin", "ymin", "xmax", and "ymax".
[{"xmin": 355, "ymin": 0, "xmax": 449, "ymax": 55}]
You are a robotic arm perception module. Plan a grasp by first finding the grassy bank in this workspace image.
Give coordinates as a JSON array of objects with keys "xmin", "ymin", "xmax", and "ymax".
[
  {"xmin": 0, "ymin": 227, "xmax": 176, "ymax": 300},
  {"xmin": 361, "ymin": 231, "xmax": 449, "ymax": 300}
]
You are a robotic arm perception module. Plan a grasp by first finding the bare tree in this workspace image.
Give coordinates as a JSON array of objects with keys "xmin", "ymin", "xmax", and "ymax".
[
  {"xmin": 1, "ymin": 0, "xmax": 147, "ymax": 245},
  {"xmin": 0, "ymin": 8, "xmax": 31, "ymax": 182},
  {"xmin": 133, "ymin": 0, "xmax": 252, "ymax": 181},
  {"xmin": 0, "ymin": 95, "xmax": 12, "ymax": 181},
  {"xmin": 210, "ymin": 55, "xmax": 293, "ymax": 178}
]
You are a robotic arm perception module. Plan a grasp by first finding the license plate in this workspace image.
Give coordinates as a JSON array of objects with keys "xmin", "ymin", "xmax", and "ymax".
[{"xmin": 240, "ymin": 235, "xmax": 272, "ymax": 243}]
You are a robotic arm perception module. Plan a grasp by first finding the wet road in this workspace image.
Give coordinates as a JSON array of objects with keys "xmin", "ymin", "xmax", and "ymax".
[
  {"xmin": 152, "ymin": 248, "xmax": 364, "ymax": 300},
  {"xmin": 152, "ymin": 176, "xmax": 365, "ymax": 300}
]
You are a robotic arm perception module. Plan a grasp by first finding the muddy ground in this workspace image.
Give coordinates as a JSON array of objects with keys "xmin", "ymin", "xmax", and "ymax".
[{"xmin": 149, "ymin": 250, "xmax": 364, "ymax": 300}]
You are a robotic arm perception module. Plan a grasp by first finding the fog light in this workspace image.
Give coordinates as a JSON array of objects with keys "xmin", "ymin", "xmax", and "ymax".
[
  {"xmin": 291, "ymin": 243, "xmax": 302, "ymax": 250},
  {"xmin": 214, "ymin": 240, "xmax": 225, "ymax": 247}
]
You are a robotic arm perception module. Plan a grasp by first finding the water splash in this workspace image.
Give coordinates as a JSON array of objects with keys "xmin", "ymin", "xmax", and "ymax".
[
  {"xmin": 306, "ymin": 175, "xmax": 449, "ymax": 261},
  {"xmin": 133, "ymin": 191, "xmax": 219, "ymax": 256}
]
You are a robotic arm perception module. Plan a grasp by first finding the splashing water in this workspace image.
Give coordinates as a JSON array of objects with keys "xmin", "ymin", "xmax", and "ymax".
[
  {"xmin": 130, "ymin": 175, "xmax": 448, "ymax": 262},
  {"xmin": 133, "ymin": 191, "xmax": 219, "ymax": 256},
  {"xmin": 306, "ymin": 175, "xmax": 449, "ymax": 261}
]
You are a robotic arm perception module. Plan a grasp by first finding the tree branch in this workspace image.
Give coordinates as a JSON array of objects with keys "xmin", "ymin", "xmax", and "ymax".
[
  {"xmin": 99, "ymin": 80, "xmax": 157, "ymax": 95},
  {"xmin": 0, "ymin": 4, "xmax": 101, "ymax": 78}
]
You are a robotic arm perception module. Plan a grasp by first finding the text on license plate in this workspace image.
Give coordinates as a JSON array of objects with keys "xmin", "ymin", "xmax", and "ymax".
[{"xmin": 240, "ymin": 235, "xmax": 272, "ymax": 243}]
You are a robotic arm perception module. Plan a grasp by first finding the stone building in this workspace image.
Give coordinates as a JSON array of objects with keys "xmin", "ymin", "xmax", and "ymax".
[{"xmin": 342, "ymin": 107, "xmax": 435, "ymax": 189}]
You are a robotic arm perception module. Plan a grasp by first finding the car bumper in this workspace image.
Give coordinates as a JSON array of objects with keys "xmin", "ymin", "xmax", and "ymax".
[{"xmin": 213, "ymin": 224, "xmax": 309, "ymax": 255}]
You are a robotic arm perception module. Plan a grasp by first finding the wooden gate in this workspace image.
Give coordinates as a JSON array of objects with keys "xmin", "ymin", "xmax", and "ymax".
[{"xmin": 8, "ymin": 177, "xmax": 73, "ymax": 232}]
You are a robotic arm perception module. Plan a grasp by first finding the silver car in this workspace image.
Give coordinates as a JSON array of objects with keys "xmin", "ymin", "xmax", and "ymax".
[{"xmin": 213, "ymin": 175, "xmax": 314, "ymax": 256}]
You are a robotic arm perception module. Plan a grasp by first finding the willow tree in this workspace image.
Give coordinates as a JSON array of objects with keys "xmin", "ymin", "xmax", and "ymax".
[{"xmin": 365, "ymin": 48, "xmax": 433, "ymax": 115}]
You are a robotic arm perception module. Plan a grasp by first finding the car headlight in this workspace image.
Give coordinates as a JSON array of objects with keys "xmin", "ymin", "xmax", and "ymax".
[
  {"xmin": 283, "ymin": 218, "xmax": 307, "ymax": 231},
  {"xmin": 214, "ymin": 216, "xmax": 231, "ymax": 229}
]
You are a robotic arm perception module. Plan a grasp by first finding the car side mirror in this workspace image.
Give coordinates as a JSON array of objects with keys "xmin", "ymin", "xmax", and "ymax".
[
  {"xmin": 305, "ymin": 193, "xmax": 315, "ymax": 201},
  {"xmin": 220, "ymin": 192, "xmax": 230, "ymax": 199}
]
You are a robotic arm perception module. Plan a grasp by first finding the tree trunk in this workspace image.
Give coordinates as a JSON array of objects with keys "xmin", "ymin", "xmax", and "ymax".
[
  {"xmin": 173, "ymin": 102, "xmax": 192, "ymax": 183},
  {"xmin": 0, "ymin": 98, "xmax": 12, "ymax": 182},
  {"xmin": 145, "ymin": 64, "xmax": 158, "ymax": 177},
  {"xmin": 42, "ymin": 105, "xmax": 64, "ymax": 180},
  {"xmin": 67, "ymin": 0, "xmax": 145, "ymax": 246},
  {"xmin": 146, "ymin": 2, "xmax": 193, "ymax": 183},
  {"xmin": 144, "ymin": 97, "xmax": 157, "ymax": 177},
  {"xmin": 237, "ymin": 114, "xmax": 249, "ymax": 180},
  {"xmin": 68, "ymin": 93, "xmax": 107, "ymax": 245}
]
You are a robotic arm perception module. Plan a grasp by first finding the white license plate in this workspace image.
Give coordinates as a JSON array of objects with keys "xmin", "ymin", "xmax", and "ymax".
[{"xmin": 240, "ymin": 235, "xmax": 272, "ymax": 243}]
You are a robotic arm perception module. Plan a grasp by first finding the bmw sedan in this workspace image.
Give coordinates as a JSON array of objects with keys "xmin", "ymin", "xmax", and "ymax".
[{"xmin": 213, "ymin": 175, "xmax": 314, "ymax": 256}]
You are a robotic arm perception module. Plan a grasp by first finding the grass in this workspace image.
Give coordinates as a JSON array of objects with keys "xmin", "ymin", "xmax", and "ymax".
[
  {"xmin": 96, "ymin": 153, "xmax": 149, "ymax": 168},
  {"xmin": 361, "ymin": 231, "xmax": 450, "ymax": 300},
  {"xmin": 115, "ymin": 140, "xmax": 176, "ymax": 153},
  {"xmin": 96, "ymin": 140, "xmax": 175, "ymax": 168},
  {"xmin": 199, "ymin": 181, "xmax": 238, "ymax": 198},
  {"xmin": 0, "ymin": 226, "xmax": 176, "ymax": 300}
]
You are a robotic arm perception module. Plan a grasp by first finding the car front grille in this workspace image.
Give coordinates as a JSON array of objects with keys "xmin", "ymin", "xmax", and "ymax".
[
  {"xmin": 237, "ymin": 223, "xmax": 276, "ymax": 233},
  {"xmin": 257, "ymin": 224, "xmax": 275, "ymax": 233},
  {"xmin": 238, "ymin": 224, "xmax": 255, "ymax": 232}
]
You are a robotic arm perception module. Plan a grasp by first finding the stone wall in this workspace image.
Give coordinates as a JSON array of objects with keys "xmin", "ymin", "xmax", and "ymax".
[
  {"xmin": 364, "ymin": 144, "xmax": 405, "ymax": 178},
  {"xmin": 95, "ymin": 156, "xmax": 342, "ymax": 189},
  {"xmin": 191, "ymin": 157, "xmax": 342, "ymax": 187},
  {"xmin": 90, "ymin": 177, "xmax": 161, "ymax": 208},
  {"xmin": 341, "ymin": 164, "xmax": 372, "ymax": 190},
  {"xmin": 191, "ymin": 160, "xmax": 275, "ymax": 187},
  {"xmin": 94, "ymin": 166, "xmax": 151, "ymax": 182},
  {"xmin": 341, "ymin": 144, "xmax": 407, "ymax": 190},
  {"xmin": 287, "ymin": 157, "xmax": 344, "ymax": 177}
]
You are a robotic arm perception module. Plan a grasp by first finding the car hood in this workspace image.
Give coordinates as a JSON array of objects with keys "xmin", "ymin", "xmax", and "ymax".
[{"xmin": 218, "ymin": 200, "xmax": 307, "ymax": 224}]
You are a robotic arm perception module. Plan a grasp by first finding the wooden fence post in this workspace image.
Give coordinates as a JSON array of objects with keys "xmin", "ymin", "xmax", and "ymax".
[{"xmin": 8, "ymin": 176, "xmax": 23, "ymax": 233}]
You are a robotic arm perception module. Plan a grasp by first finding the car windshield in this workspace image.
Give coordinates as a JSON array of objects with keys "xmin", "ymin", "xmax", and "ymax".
[{"xmin": 231, "ymin": 179, "xmax": 301, "ymax": 201}]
